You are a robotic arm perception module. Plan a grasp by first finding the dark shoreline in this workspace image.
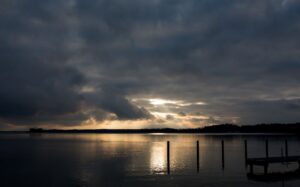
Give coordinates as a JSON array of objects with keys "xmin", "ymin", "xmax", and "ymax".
[
  {"xmin": 23, "ymin": 123, "xmax": 300, "ymax": 134},
  {"xmin": 1, "ymin": 123, "xmax": 299, "ymax": 134}
]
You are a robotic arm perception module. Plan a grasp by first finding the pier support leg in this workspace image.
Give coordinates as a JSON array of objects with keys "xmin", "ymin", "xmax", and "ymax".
[
  {"xmin": 250, "ymin": 164, "xmax": 253, "ymax": 174},
  {"xmin": 264, "ymin": 164, "xmax": 268, "ymax": 175},
  {"xmin": 265, "ymin": 139, "xmax": 269, "ymax": 159}
]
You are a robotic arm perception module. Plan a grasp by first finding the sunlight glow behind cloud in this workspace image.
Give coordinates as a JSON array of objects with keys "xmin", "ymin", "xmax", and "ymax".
[
  {"xmin": 149, "ymin": 99, "xmax": 179, "ymax": 106},
  {"xmin": 147, "ymin": 98, "xmax": 207, "ymax": 107}
]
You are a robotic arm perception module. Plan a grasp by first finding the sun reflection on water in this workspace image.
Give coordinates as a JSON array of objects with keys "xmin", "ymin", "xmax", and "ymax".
[{"xmin": 150, "ymin": 142, "xmax": 167, "ymax": 174}]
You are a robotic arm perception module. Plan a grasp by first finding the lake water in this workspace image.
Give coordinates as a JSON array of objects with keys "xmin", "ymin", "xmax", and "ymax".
[{"xmin": 1, "ymin": 133, "xmax": 300, "ymax": 187}]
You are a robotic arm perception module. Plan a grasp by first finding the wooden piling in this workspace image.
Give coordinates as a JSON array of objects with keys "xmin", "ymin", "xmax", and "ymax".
[
  {"xmin": 265, "ymin": 139, "xmax": 269, "ymax": 175},
  {"xmin": 167, "ymin": 141, "xmax": 170, "ymax": 174},
  {"xmin": 196, "ymin": 140, "xmax": 199, "ymax": 172},
  {"xmin": 222, "ymin": 140, "xmax": 225, "ymax": 169},
  {"xmin": 244, "ymin": 140, "xmax": 248, "ymax": 165}
]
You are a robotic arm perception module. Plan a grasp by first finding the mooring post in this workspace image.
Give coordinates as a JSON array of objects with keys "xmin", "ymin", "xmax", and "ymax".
[
  {"xmin": 167, "ymin": 141, "xmax": 170, "ymax": 174},
  {"xmin": 265, "ymin": 139, "xmax": 269, "ymax": 159},
  {"xmin": 244, "ymin": 140, "xmax": 248, "ymax": 166},
  {"xmin": 285, "ymin": 139, "xmax": 288, "ymax": 158},
  {"xmin": 222, "ymin": 140, "xmax": 225, "ymax": 169},
  {"xmin": 196, "ymin": 140, "xmax": 199, "ymax": 172}
]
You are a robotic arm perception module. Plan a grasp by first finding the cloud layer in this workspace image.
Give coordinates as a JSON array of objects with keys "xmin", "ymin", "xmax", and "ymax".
[{"xmin": 0, "ymin": 0, "xmax": 300, "ymax": 129}]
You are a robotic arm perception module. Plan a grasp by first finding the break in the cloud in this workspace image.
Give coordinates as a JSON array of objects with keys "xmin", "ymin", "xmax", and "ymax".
[{"xmin": 0, "ymin": 0, "xmax": 300, "ymax": 130}]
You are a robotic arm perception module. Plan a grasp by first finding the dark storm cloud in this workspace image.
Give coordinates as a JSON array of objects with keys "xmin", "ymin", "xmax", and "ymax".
[
  {"xmin": 0, "ymin": 0, "xmax": 300, "ymax": 128},
  {"xmin": 0, "ymin": 0, "xmax": 153, "ymax": 127},
  {"xmin": 84, "ymin": 91, "xmax": 153, "ymax": 120}
]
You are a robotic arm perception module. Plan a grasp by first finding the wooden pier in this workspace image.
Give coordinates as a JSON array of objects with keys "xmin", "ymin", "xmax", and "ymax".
[
  {"xmin": 245, "ymin": 139, "xmax": 300, "ymax": 175},
  {"xmin": 247, "ymin": 156, "xmax": 300, "ymax": 175}
]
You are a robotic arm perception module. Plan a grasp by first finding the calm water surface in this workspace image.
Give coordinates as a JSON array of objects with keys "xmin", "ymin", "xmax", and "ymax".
[{"xmin": 1, "ymin": 133, "xmax": 300, "ymax": 186}]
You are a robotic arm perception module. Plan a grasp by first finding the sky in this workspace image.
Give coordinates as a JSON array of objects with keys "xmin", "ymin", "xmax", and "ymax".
[{"xmin": 0, "ymin": 0, "xmax": 300, "ymax": 130}]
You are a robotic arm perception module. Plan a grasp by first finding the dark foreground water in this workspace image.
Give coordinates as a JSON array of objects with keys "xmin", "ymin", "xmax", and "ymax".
[{"xmin": 1, "ymin": 133, "xmax": 300, "ymax": 187}]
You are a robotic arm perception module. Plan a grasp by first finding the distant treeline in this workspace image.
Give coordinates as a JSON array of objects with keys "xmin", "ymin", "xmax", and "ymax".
[{"xmin": 29, "ymin": 123, "xmax": 300, "ymax": 134}]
